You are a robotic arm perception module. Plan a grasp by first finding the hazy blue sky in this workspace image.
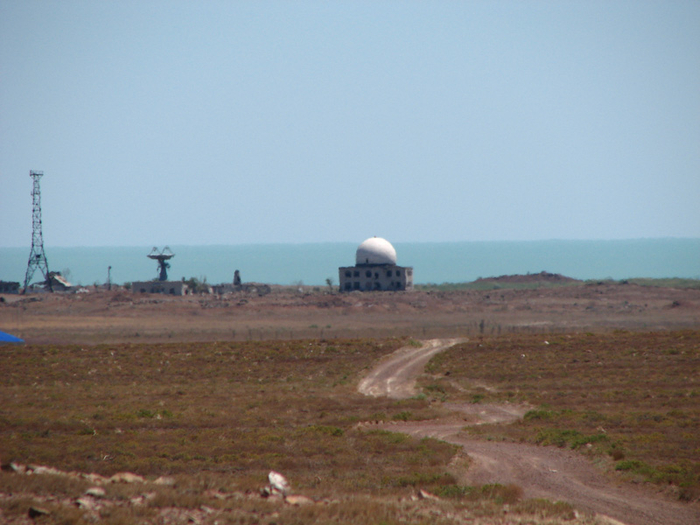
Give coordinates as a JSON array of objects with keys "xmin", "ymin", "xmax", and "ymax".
[{"xmin": 1, "ymin": 1, "xmax": 698, "ymax": 248}]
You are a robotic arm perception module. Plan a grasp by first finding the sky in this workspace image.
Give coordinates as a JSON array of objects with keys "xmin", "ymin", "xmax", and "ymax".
[{"xmin": 1, "ymin": 0, "xmax": 699, "ymax": 248}]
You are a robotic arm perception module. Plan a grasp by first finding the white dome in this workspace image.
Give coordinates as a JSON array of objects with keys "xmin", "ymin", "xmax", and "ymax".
[{"xmin": 356, "ymin": 237, "xmax": 397, "ymax": 265}]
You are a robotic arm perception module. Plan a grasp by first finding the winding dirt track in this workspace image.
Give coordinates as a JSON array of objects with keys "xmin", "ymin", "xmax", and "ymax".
[{"xmin": 358, "ymin": 339, "xmax": 700, "ymax": 525}]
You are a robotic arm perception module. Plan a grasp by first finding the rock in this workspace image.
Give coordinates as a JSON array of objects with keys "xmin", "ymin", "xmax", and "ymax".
[
  {"xmin": 8, "ymin": 462, "xmax": 26, "ymax": 474},
  {"xmin": 76, "ymin": 496, "xmax": 95, "ymax": 509},
  {"xmin": 29, "ymin": 465, "xmax": 62, "ymax": 476},
  {"xmin": 418, "ymin": 489, "xmax": 440, "ymax": 500},
  {"xmin": 85, "ymin": 487, "xmax": 106, "ymax": 498},
  {"xmin": 268, "ymin": 471, "xmax": 290, "ymax": 495},
  {"xmin": 204, "ymin": 489, "xmax": 228, "ymax": 500},
  {"xmin": 154, "ymin": 475, "xmax": 176, "ymax": 486},
  {"xmin": 260, "ymin": 486, "xmax": 283, "ymax": 501},
  {"xmin": 110, "ymin": 472, "xmax": 145, "ymax": 484},
  {"xmin": 82, "ymin": 472, "xmax": 109, "ymax": 484},
  {"xmin": 285, "ymin": 495, "xmax": 314, "ymax": 506},
  {"xmin": 28, "ymin": 506, "xmax": 50, "ymax": 518}
]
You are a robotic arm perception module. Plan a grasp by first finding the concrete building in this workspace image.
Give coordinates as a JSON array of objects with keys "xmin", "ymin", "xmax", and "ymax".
[
  {"xmin": 0, "ymin": 281, "xmax": 20, "ymax": 294},
  {"xmin": 131, "ymin": 281, "xmax": 190, "ymax": 295},
  {"xmin": 339, "ymin": 237, "xmax": 413, "ymax": 292}
]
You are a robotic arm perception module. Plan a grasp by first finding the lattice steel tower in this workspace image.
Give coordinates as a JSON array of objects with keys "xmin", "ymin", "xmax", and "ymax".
[{"xmin": 23, "ymin": 170, "xmax": 52, "ymax": 293}]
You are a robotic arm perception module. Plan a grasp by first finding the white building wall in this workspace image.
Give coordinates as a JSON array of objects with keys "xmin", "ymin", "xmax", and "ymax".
[{"xmin": 338, "ymin": 265, "xmax": 413, "ymax": 292}]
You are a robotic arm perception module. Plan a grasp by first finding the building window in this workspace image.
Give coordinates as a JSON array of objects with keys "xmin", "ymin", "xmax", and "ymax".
[
  {"xmin": 353, "ymin": 282, "xmax": 360, "ymax": 290},
  {"xmin": 387, "ymin": 270, "xmax": 392, "ymax": 277},
  {"xmin": 345, "ymin": 282, "xmax": 352, "ymax": 291},
  {"xmin": 345, "ymin": 270, "xmax": 351, "ymax": 278},
  {"xmin": 407, "ymin": 269, "xmax": 413, "ymax": 276},
  {"xmin": 353, "ymin": 270, "xmax": 359, "ymax": 277},
  {"xmin": 365, "ymin": 270, "xmax": 372, "ymax": 278}
]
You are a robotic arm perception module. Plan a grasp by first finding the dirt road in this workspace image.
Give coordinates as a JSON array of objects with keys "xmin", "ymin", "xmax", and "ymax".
[
  {"xmin": 358, "ymin": 339, "xmax": 700, "ymax": 525},
  {"xmin": 358, "ymin": 338, "xmax": 465, "ymax": 398}
]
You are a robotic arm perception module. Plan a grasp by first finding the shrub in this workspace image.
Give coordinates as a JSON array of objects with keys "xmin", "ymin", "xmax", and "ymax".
[
  {"xmin": 535, "ymin": 428, "xmax": 581, "ymax": 447},
  {"xmin": 524, "ymin": 409, "xmax": 555, "ymax": 421},
  {"xmin": 436, "ymin": 483, "xmax": 523, "ymax": 504},
  {"xmin": 615, "ymin": 459, "xmax": 652, "ymax": 474},
  {"xmin": 392, "ymin": 411, "xmax": 412, "ymax": 421}
]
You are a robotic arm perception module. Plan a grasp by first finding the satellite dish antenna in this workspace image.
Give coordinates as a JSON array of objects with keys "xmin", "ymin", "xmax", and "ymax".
[{"xmin": 147, "ymin": 246, "xmax": 174, "ymax": 281}]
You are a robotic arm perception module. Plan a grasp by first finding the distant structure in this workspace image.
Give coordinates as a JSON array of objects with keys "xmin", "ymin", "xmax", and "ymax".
[
  {"xmin": 211, "ymin": 270, "xmax": 271, "ymax": 296},
  {"xmin": 147, "ymin": 247, "xmax": 174, "ymax": 281},
  {"xmin": 339, "ymin": 237, "xmax": 413, "ymax": 292},
  {"xmin": 132, "ymin": 246, "xmax": 188, "ymax": 295},
  {"xmin": 0, "ymin": 281, "xmax": 20, "ymax": 294},
  {"xmin": 47, "ymin": 271, "xmax": 72, "ymax": 292},
  {"xmin": 132, "ymin": 280, "xmax": 189, "ymax": 295},
  {"xmin": 23, "ymin": 170, "xmax": 52, "ymax": 293}
]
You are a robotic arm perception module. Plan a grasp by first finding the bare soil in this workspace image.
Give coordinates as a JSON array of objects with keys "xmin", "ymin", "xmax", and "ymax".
[
  {"xmin": 358, "ymin": 339, "xmax": 700, "ymax": 525},
  {"xmin": 1, "ymin": 283, "xmax": 699, "ymax": 525},
  {"xmin": 1, "ymin": 281, "xmax": 699, "ymax": 344}
]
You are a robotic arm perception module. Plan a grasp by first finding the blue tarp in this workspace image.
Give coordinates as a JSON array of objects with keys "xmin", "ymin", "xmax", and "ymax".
[{"xmin": 0, "ymin": 330, "xmax": 24, "ymax": 343}]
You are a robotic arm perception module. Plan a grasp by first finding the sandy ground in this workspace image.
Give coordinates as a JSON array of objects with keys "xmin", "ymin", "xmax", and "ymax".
[
  {"xmin": 357, "ymin": 339, "xmax": 700, "ymax": 525},
  {"xmin": 1, "ymin": 282, "xmax": 699, "ymax": 344}
]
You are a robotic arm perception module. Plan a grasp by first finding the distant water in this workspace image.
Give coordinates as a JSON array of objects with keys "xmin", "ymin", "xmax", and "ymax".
[{"xmin": 1, "ymin": 239, "xmax": 698, "ymax": 287}]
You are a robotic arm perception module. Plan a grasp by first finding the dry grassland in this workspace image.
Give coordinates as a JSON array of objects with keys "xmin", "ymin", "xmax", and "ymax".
[
  {"xmin": 2, "ymin": 280, "xmax": 699, "ymax": 344},
  {"xmin": 0, "ymin": 283, "xmax": 699, "ymax": 524},
  {"xmin": 422, "ymin": 331, "xmax": 700, "ymax": 502},
  {"xmin": 2, "ymin": 337, "xmax": 585, "ymax": 524}
]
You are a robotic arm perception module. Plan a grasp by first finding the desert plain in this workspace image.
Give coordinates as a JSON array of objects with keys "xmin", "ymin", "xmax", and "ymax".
[
  {"xmin": 0, "ymin": 276, "xmax": 699, "ymax": 524},
  {"xmin": 3, "ymin": 276, "xmax": 700, "ymax": 344}
]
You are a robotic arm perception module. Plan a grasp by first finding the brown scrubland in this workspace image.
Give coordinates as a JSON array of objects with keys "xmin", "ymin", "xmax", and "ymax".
[
  {"xmin": 0, "ymin": 277, "xmax": 698, "ymax": 524},
  {"xmin": 2, "ymin": 278, "xmax": 699, "ymax": 344}
]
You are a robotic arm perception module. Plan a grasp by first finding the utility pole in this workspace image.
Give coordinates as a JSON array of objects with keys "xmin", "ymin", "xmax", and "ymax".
[{"xmin": 23, "ymin": 171, "xmax": 52, "ymax": 293}]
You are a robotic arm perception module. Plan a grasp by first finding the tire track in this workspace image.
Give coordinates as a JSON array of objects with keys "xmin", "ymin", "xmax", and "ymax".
[
  {"xmin": 357, "ymin": 339, "xmax": 700, "ymax": 525},
  {"xmin": 358, "ymin": 338, "xmax": 465, "ymax": 398}
]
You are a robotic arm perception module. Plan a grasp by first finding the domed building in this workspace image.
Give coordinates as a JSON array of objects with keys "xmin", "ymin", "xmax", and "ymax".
[{"xmin": 339, "ymin": 237, "xmax": 413, "ymax": 292}]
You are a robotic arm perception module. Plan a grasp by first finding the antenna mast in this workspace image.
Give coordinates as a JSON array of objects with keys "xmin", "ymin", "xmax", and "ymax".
[{"xmin": 23, "ymin": 171, "xmax": 52, "ymax": 293}]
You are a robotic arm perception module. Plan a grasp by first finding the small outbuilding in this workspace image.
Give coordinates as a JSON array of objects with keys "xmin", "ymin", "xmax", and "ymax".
[
  {"xmin": 0, "ymin": 281, "xmax": 20, "ymax": 294},
  {"xmin": 339, "ymin": 237, "xmax": 413, "ymax": 292},
  {"xmin": 131, "ymin": 281, "xmax": 190, "ymax": 295}
]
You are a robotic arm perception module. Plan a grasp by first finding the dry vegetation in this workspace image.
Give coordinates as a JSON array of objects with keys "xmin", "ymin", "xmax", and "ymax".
[
  {"xmin": 422, "ymin": 331, "xmax": 700, "ymax": 502},
  {"xmin": 2, "ymin": 279, "xmax": 699, "ymax": 344},
  {"xmin": 1, "ymin": 336, "xmax": 610, "ymax": 524},
  {"xmin": 0, "ymin": 283, "xmax": 699, "ymax": 523}
]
